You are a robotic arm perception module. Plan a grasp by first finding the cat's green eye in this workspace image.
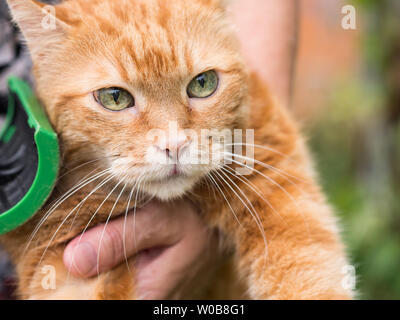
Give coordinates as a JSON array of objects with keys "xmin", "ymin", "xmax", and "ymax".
[
  {"xmin": 95, "ymin": 87, "xmax": 135, "ymax": 111},
  {"xmin": 187, "ymin": 70, "xmax": 219, "ymax": 98}
]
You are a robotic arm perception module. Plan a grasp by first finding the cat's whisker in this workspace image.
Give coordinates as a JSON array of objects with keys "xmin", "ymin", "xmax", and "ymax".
[
  {"xmin": 202, "ymin": 172, "xmax": 215, "ymax": 198},
  {"xmin": 32, "ymin": 167, "xmax": 109, "ymax": 230},
  {"xmin": 225, "ymin": 158, "xmax": 311, "ymax": 236},
  {"xmin": 123, "ymin": 182, "xmax": 137, "ymax": 275},
  {"xmin": 221, "ymin": 165, "xmax": 287, "ymax": 226},
  {"xmin": 56, "ymin": 156, "xmax": 117, "ymax": 183},
  {"xmin": 97, "ymin": 179, "xmax": 128, "ymax": 277},
  {"xmin": 212, "ymin": 170, "xmax": 269, "ymax": 268},
  {"xmin": 55, "ymin": 166, "xmax": 101, "ymax": 199},
  {"xmin": 225, "ymin": 157, "xmax": 299, "ymax": 206},
  {"xmin": 216, "ymin": 170, "xmax": 266, "ymax": 237},
  {"xmin": 225, "ymin": 143, "xmax": 293, "ymax": 161},
  {"xmin": 122, "ymin": 174, "xmax": 146, "ymax": 275},
  {"xmin": 66, "ymin": 200, "xmax": 85, "ymax": 235},
  {"xmin": 24, "ymin": 168, "xmax": 112, "ymax": 256},
  {"xmin": 46, "ymin": 167, "xmax": 110, "ymax": 215},
  {"xmin": 207, "ymin": 172, "xmax": 242, "ymax": 227},
  {"xmin": 64, "ymin": 168, "xmax": 107, "ymax": 234},
  {"xmin": 65, "ymin": 173, "xmax": 128, "ymax": 282},
  {"xmin": 38, "ymin": 173, "xmax": 117, "ymax": 267},
  {"xmin": 34, "ymin": 168, "xmax": 107, "ymax": 283},
  {"xmin": 62, "ymin": 166, "xmax": 122, "ymax": 263},
  {"xmin": 223, "ymin": 151, "xmax": 305, "ymax": 183},
  {"xmin": 132, "ymin": 177, "xmax": 144, "ymax": 253},
  {"xmin": 223, "ymin": 151, "xmax": 314, "ymax": 212},
  {"xmin": 224, "ymin": 149, "xmax": 315, "ymax": 209}
]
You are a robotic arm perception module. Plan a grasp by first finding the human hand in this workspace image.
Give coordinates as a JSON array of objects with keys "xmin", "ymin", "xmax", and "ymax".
[
  {"xmin": 230, "ymin": 0, "xmax": 298, "ymax": 106},
  {"xmin": 63, "ymin": 199, "xmax": 220, "ymax": 299}
]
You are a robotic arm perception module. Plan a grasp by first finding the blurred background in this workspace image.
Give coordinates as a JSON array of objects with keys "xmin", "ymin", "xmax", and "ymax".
[
  {"xmin": 293, "ymin": 0, "xmax": 400, "ymax": 299},
  {"xmin": 0, "ymin": 0, "xmax": 399, "ymax": 299}
]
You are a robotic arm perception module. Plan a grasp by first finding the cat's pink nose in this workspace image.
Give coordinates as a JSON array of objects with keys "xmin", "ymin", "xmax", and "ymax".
[{"xmin": 156, "ymin": 136, "xmax": 190, "ymax": 161}]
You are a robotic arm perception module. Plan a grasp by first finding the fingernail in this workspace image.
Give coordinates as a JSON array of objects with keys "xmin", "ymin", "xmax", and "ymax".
[{"xmin": 70, "ymin": 242, "xmax": 97, "ymax": 276}]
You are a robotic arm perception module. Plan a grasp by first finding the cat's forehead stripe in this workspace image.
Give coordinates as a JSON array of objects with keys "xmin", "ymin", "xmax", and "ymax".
[{"xmin": 62, "ymin": 0, "xmax": 229, "ymax": 76}]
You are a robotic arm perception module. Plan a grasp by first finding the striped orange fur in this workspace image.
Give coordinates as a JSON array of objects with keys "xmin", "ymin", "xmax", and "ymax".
[{"xmin": 1, "ymin": 0, "xmax": 353, "ymax": 299}]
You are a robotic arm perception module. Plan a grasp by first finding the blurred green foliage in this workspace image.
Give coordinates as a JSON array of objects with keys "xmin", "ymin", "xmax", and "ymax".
[{"xmin": 307, "ymin": 0, "xmax": 400, "ymax": 299}]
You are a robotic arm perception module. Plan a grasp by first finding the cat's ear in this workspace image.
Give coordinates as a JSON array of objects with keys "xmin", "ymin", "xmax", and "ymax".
[{"xmin": 6, "ymin": 0, "xmax": 70, "ymax": 59}]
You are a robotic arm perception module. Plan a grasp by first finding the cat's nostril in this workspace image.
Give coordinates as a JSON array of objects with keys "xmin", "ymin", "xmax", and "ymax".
[
  {"xmin": 164, "ymin": 146, "xmax": 178, "ymax": 160},
  {"xmin": 155, "ymin": 138, "xmax": 191, "ymax": 160}
]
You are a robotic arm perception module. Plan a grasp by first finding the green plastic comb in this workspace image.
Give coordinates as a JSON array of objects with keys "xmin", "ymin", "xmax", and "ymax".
[{"xmin": 0, "ymin": 77, "xmax": 59, "ymax": 234}]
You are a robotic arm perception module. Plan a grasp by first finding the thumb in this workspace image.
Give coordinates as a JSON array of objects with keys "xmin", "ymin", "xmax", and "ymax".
[{"xmin": 63, "ymin": 201, "xmax": 182, "ymax": 278}]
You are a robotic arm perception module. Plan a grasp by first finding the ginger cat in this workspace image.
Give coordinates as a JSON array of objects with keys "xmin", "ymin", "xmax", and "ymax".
[{"xmin": 1, "ymin": 0, "xmax": 353, "ymax": 299}]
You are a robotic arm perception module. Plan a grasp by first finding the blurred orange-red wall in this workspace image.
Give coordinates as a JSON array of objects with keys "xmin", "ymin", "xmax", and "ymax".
[{"xmin": 293, "ymin": 0, "xmax": 361, "ymax": 120}]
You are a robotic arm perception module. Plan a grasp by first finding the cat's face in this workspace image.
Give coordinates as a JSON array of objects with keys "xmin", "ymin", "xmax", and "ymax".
[{"xmin": 8, "ymin": 0, "xmax": 248, "ymax": 199}]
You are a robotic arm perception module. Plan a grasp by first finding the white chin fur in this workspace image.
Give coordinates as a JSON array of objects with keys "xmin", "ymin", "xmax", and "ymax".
[{"xmin": 141, "ymin": 176, "xmax": 198, "ymax": 201}]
